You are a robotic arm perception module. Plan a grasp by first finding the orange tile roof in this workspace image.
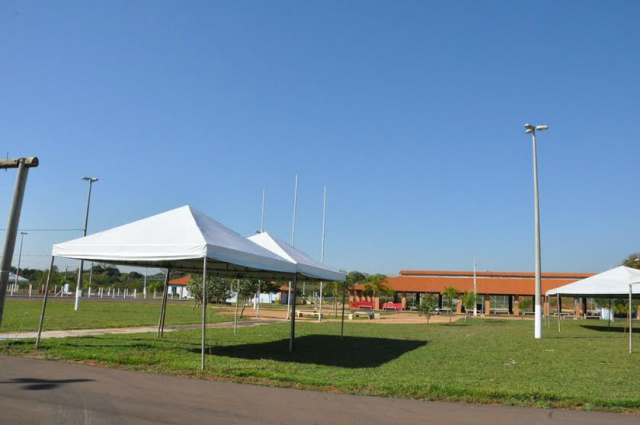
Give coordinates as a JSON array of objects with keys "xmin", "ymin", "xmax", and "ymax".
[
  {"xmin": 351, "ymin": 270, "xmax": 594, "ymax": 296},
  {"xmin": 399, "ymin": 270, "xmax": 593, "ymax": 279},
  {"xmin": 169, "ymin": 276, "xmax": 191, "ymax": 286}
]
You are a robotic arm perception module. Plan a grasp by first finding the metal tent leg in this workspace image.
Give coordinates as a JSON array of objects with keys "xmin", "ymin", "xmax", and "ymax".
[
  {"xmin": 201, "ymin": 257, "xmax": 207, "ymax": 370},
  {"xmin": 35, "ymin": 256, "xmax": 55, "ymax": 349},
  {"xmin": 158, "ymin": 268, "xmax": 170, "ymax": 337},
  {"xmin": 289, "ymin": 275, "xmax": 298, "ymax": 353},
  {"xmin": 341, "ymin": 284, "xmax": 346, "ymax": 339}
]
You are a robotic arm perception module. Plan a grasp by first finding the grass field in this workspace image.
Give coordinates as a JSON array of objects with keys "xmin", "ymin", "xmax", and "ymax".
[
  {"xmin": 1, "ymin": 317, "xmax": 639, "ymax": 412},
  {"xmin": 0, "ymin": 299, "xmax": 233, "ymax": 332}
]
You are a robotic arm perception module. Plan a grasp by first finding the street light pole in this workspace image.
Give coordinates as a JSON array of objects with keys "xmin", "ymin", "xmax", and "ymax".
[
  {"xmin": 525, "ymin": 123, "xmax": 548, "ymax": 339},
  {"xmin": 75, "ymin": 177, "xmax": 98, "ymax": 311},
  {"xmin": 14, "ymin": 232, "xmax": 27, "ymax": 290}
]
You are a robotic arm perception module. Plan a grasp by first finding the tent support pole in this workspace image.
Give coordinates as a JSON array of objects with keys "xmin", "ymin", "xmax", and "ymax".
[
  {"xmin": 158, "ymin": 268, "xmax": 170, "ymax": 337},
  {"xmin": 201, "ymin": 257, "xmax": 207, "ymax": 370},
  {"xmin": 340, "ymin": 283, "xmax": 346, "ymax": 340},
  {"xmin": 318, "ymin": 281, "xmax": 323, "ymax": 323},
  {"xmin": 256, "ymin": 279, "xmax": 261, "ymax": 318},
  {"xmin": 608, "ymin": 299, "xmax": 611, "ymax": 328},
  {"xmin": 35, "ymin": 256, "xmax": 55, "ymax": 349},
  {"xmin": 286, "ymin": 281, "xmax": 292, "ymax": 320},
  {"xmin": 629, "ymin": 284, "xmax": 633, "ymax": 354},
  {"xmin": 234, "ymin": 279, "xmax": 239, "ymax": 334},
  {"xmin": 557, "ymin": 293, "xmax": 561, "ymax": 332},
  {"xmin": 289, "ymin": 274, "xmax": 297, "ymax": 353}
]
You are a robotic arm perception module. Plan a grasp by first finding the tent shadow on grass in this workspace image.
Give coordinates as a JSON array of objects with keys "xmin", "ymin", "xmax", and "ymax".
[
  {"xmin": 195, "ymin": 335, "xmax": 427, "ymax": 368},
  {"xmin": 580, "ymin": 324, "xmax": 636, "ymax": 334}
]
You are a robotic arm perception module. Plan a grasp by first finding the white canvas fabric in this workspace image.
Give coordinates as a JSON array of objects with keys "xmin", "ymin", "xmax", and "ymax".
[
  {"xmin": 8, "ymin": 273, "xmax": 28, "ymax": 283},
  {"xmin": 546, "ymin": 266, "xmax": 640, "ymax": 297},
  {"xmin": 52, "ymin": 206, "xmax": 296, "ymax": 275},
  {"xmin": 248, "ymin": 232, "xmax": 345, "ymax": 282}
]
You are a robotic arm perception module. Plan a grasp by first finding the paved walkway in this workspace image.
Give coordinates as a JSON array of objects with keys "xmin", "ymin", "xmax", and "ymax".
[
  {"xmin": 0, "ymin": 319, "xmax": 284, "ymax": 341},
  {"xmin": 0, "ymin": 356, "xmax": 636, "ymax": 425}
]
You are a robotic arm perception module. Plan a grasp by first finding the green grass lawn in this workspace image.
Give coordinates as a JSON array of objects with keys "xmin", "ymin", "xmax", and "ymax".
[
  {"xmin": 0, "ymin": 299, "xmax": 232, "ymax": 332},
  {"xmin": 1, "ymin": 318, "xmax": 639, "ymax": 412}
]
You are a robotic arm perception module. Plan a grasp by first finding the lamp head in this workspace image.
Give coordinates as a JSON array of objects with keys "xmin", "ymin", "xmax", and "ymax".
[
  {"xmin": 82, "ymin": 177, "xmax": 99, "ymax": 183},
  {"xmin": 524, "ymin": 123, "xmax": 534, "ymax": 134},
  {"xmin": 536, "ymin": 125, "xmax": 549, "ymax": 131}
]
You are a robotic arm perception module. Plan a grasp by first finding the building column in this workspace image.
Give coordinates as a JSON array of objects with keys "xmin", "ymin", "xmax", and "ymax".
[
  {"xmin": 438, "ymin": 293, "xmax": 443, "ymax": 309},
  {"xmin": 484, "ymin": 297, "xmax": 491, "ymax": 315},
  {"xmin": 456, "ymin": 299, "xmax": 462, "ymax": 314},
  {"xmin": 374, "ymin": 296, "xmax": 380, "ymax": 310},
  {"xmin": 508, "ymin": 296, "xmax": 514, "ymax": 315},
  {"xmin": 543, "ymin": 296, "xmax": 549, "ymax": 317},
  {"xmin": 514, "ymin": 295, "xmax": 520, "ymax": 316},
  {"xmin": 581, "ymin": 297, "xmax": 588, "ymax": 317},
  {"xmin": 401, "ymin": 293, "xmax": 407, "ymax": 310}
]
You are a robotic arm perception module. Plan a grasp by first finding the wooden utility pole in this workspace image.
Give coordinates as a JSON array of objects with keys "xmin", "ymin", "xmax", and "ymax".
[{"xmin": 0, "ymin": 157, "xmax": 39, "ymax": 327}]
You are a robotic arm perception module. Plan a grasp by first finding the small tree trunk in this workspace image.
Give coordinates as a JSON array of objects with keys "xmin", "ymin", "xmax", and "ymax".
[{"xmin": 240, "ymin": 298, "xmax": 247, "ymax": 318}]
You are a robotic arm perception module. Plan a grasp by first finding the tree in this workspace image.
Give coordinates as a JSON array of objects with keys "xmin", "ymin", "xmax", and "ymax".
[
  {"xmin": 621, "ymin": 253, "xmax": 640, "ymax": 269},
  {"xmin": 345, "ymin": 271, "xmax": 367, "ymax": 286},
  {"xmin": 187, "ymin": 275, "xmax": 232, "ymax": 309},
  {"xmin": 236, "ymin": 279, "xmax": 260, "ymax": 318},
  {"xmin": 461, "ymin": 291, "xmax": 477, "ymax": 321},
  {"xmin": 442, "ymin": 286, "xmax": 459, "ymax": 324},
  {"xmin": 418, "ymin": 294, "xmax": 439, "ymax": 324},
  {"xmin": 517, "ymin": 298, "xmax": 533, "ymax": 320},
  {"xmin": 364, "ymin": 274, "xmax": 390, "ymax": 305}
]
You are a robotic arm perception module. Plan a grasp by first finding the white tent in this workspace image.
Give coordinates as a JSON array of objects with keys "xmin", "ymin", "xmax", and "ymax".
[
  {"xmin": 546, "ymin": 266, "xmax": 640, "ymax": 354},
  {"xmin": 249, "ymin": 232, "xmax": 345, "ymax": 350},
  {"xmin": 37, "ymin": 206, "xmax": 303, "ymax": 369},
  {"xmin": 8, "ymin": 273, "xmax": 28, "ymax": 284},
  {"xmin": 248, "ymin": 232, "xmax": 344, "ymax": 282},
  {"xmin": 546, "ymin": 266, "xmax": 640, "ymax": 298}
]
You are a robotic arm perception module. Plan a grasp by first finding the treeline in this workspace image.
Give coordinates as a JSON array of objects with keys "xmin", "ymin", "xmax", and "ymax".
[{"xmin": 10, "ymin": 265, "xmax": 167, "ymax": 292}]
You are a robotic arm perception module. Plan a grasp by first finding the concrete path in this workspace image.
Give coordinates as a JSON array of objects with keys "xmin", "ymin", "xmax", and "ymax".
[
  {"xmin": 0, "ymin": 319, "xmax": 284, "ymax": 341},
  {"xmin": 0, "ymin": 356, "xmax": 636, "ymax": 425}
]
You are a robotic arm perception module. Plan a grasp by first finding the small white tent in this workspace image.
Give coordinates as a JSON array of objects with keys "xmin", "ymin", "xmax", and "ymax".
[
  {"xmin": 248, "ymin": 232, "xmax": 344, "ymax": 282},
  {"xmin": 546, "ymin": 266, "xmax": 640, "ymax": 298},
  {"xmin": 249, "ymin": 232, "xmax": 345, "ymax": 350},
  {"xmin": 8, "ymin": 273, "xmax": 28, "ymax": 284},
  {"xmin": 546, "ymin": 266, "xmax": 640, "ymax": 354}
]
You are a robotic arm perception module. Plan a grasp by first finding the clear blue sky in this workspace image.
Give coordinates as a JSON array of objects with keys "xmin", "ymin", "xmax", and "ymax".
[{"xmin": 1, "ymin": 1, "xmax": 639, "ymax": 275}]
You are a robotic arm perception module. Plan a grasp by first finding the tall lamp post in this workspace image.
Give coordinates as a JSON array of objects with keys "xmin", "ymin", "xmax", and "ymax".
[
  {"xmin": 15, "ymin": 232, "xmax": 28, "ymax": 289},
  {"xmin": 525, "ymin": 123, "xmax": 548, "ymax": 339},
  {"xmin": 75, "ymin": 177, "xmax": 98, "ymax": 311}
]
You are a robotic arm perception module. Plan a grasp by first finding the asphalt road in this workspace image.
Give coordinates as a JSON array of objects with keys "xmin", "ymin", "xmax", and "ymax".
[{"xmin": 0, "ymin": 356, "xmax": 637, "ymax": 425}]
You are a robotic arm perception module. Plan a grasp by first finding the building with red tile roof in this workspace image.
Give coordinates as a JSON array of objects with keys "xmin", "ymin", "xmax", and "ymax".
[{"xmin": 350, "ymin": 270, "xmax": 595, "ymax": 316}]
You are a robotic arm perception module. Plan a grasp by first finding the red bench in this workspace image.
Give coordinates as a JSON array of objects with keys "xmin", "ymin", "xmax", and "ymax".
[
  {"xmin": 382, "ymin": 302, "xmax": 405, "ymax": 311},
  {"xmin": 350, "ymin": 301, "xmax": 374, "ymax": 310}
]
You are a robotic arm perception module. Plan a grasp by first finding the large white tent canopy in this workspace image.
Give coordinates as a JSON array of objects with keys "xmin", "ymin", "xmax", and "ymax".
[
  {"xmin": 546, "ymin": 266, "xmax": 640, "ymax": 298},
  {"xmin": 52, "ymin": 206, "xmax": 296, "ymax": 279}
]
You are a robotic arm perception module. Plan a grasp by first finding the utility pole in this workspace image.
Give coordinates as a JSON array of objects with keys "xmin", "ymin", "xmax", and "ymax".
[{"xmin": 0, "ymin": 157, "xmax": 39, "ymax": 326}]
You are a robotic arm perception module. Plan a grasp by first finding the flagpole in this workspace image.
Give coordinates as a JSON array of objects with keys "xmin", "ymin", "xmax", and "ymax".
[
  {"xmin": 319, "ymin": 185, "xmax": 327, "ymax": 322},
  {"xmin": 287, "ymin": 174, "xmax": 298, "ymax": 320}
]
